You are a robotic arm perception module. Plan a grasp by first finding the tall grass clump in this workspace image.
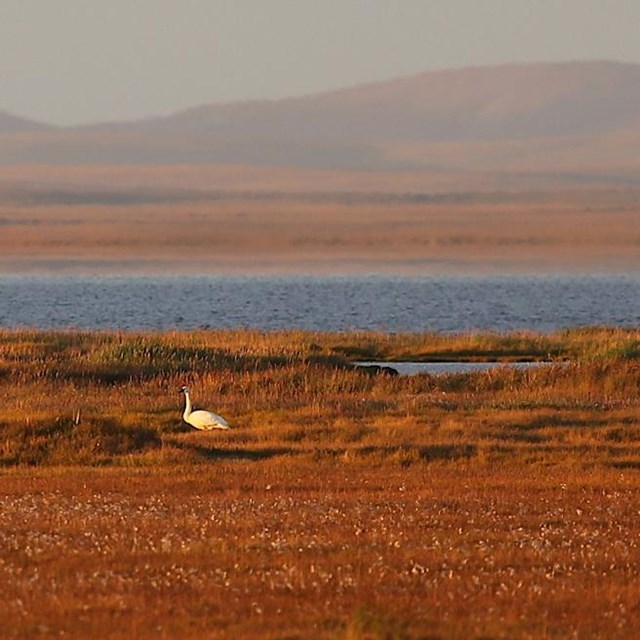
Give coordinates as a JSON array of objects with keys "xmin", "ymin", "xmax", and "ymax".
[
  {"xmin": 561, "ymin": 327, "xmax": 640, "ymax": 361},
  {"xmin": 0, "ymin": 417, "xmax": 160, "ymax": 466},
  {"xmin": 345, "ymin": 606, "xmax": 411, "ymax": 640}
]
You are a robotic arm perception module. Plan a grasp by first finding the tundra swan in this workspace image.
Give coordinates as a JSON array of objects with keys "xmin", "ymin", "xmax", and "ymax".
[{"xmin": 180, "ymin": 386, "xmax": 230, "ymax": 430}]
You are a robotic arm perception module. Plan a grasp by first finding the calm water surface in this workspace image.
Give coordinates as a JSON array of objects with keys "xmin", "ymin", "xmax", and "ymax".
[
  {"xmin": 355, "ymin": 361, "xmax": 555, "ymax": 375},
  {"xmin": 0, "ymin": 274, "xmax": 639, "ymax": 332}
]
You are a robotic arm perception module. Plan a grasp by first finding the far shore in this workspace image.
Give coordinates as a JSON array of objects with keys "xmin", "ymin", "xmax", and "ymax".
[
  {"xmin": 2, "ymin": 254, "xmax": 640, "ymax": 277},
  {"xmin": 1, "ymin": 186, "xmax": 639, "ymax": 276}
]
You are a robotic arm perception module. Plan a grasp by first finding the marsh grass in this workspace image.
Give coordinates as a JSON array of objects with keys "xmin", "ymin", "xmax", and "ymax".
[
  {"xmin": 2, "ymin": 328, "xmax": 640, "ymax": 638},
  {"xmin": 345, "ymin": 606, "xmax": 412, "ymax": 640},
  {"xmin": 2, "ymin": 463, "xmax": 640, "ymax": 639},
  {"xmin": 0, "ymin": 417, "xmax": 161, "ymax": 466},
  {"xmin": 2, "ymin": 328, "xmax": 640, "ymax": 469}
]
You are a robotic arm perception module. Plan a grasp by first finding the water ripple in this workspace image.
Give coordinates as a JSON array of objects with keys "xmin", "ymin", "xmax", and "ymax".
[{"xmin": 0, "ymin": 274, "xmax": 639, "ymax": 332}]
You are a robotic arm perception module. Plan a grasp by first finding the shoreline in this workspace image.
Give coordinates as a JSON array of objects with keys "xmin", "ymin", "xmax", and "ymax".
[{"xmin": 2, "ymin": 255, "xmax": 640, "ymax": 277}]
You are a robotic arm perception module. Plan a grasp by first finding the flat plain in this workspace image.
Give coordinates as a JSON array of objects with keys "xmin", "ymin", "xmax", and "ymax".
[
  {"xmin": 1, "ymin": 329, "xmax": 640, "ymax": 639},
  {"xmin": 1, "ymin": 170, "xmax": 639, "ymax": 274}
]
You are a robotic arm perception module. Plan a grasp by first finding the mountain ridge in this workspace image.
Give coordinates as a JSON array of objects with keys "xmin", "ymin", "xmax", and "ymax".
[
  {"xmin": 0, "ymin": 110, "xmax": 52, "ymax": 133},
  {"xmin": 1, "ymin": 60, "xmax": 640, "ymax": 188},
  {"xmin": 89, "ymin": 60, "xmax": 640, "ymax": 141}
]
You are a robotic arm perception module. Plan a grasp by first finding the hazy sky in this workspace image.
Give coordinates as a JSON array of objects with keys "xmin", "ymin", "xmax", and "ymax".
[{"xmin": 2, "ymin": 0, "xmax": 640, "ymax": 125}]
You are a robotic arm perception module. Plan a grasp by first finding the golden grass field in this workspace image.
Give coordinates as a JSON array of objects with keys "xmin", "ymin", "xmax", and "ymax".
[
  {"xmin": 1, "ymin": 169, "xmax": 639, "ymax": 274},
  {"xmin": 2, "ymin": 328, "xmax": 640, "ymax": 638}
]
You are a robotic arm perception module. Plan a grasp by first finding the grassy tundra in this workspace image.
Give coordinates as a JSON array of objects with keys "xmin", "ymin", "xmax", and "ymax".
[{"xmin": 1, "ymin": 328, "xmax": 640, "ymax": 639}]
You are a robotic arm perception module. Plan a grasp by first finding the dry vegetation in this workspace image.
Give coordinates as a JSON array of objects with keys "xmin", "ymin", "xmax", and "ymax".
[
  {"xmin": 1, "ymin": 328, "xmax": 640, "ymax": 638},
  {"xmin": 1, "ymin": 181, "xmax": 639, "ymax": 274}
]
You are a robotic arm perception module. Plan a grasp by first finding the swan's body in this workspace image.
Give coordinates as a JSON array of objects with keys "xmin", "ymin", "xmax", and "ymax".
[{"xmin": 180, "ymin": 386, "xmax": 230, "ymax": 430}]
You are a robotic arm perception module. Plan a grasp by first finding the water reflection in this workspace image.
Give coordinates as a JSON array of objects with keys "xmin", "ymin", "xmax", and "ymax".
[{"xmin": 354, "ymin": 361, "xmax": 558, "ymax": 375}]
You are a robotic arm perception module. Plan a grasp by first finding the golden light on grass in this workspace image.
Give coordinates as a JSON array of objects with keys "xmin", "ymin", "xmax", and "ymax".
[{"xmin": 1, "ymin": 328, "xmax": 640, "ymax": 638}]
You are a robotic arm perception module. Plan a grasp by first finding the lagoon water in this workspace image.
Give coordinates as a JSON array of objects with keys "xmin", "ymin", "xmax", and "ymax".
[
  {"xmin": 355, "ymin": 361, "xmax": 553, "ymax": 375},
  {"xmin": 0, "ymin": 274, "xmax": 639, "ymax": 333}
]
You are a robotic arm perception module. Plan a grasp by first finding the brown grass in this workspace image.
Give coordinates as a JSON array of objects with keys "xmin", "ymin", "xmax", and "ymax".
[{"xmin": 1, "ymin": 328, "xmax": 640, "ymax": 638}]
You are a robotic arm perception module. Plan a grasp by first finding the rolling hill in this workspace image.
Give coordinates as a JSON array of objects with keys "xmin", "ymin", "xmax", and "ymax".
[
  {"xmin": 0, "ymin": 110, "xmax": 51, "ymax": 133},
  {"xmin": 117, "ymin": 60, "xmax": 640, "ymax": 143},
  {"xmin": 2, "ymin": 61, "xmax": 640, "ymax": 189}
]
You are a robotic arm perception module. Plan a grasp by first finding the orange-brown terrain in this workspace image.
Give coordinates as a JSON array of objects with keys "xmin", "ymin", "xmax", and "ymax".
[
  {"xmin": 1, "ymin": 329, "xmax": 640, "ymax": 638},
  {"xmin": 3, "ymin": 464, "xmax": 639, "ymax": 640},
  {"xmin": 1, "ymin": 171, "xmax": 639, "ymax": 274},
  {"xmin": 3, "ymin": 61, "xmax": 640, "ymax": 275},
  {"xmin": 2, "ymin": 59, "xmax": 640, "ymax": 639}
]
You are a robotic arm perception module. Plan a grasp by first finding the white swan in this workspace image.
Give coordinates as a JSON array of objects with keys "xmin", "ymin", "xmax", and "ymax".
[{"xmin": 180, "ymin": 386, "xmax": 230, "ymax": 430}]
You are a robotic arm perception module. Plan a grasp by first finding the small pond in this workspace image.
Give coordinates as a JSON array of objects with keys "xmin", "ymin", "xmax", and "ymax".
[{"xmin": 354, "ymin": 361, "xmax": 559, "ymax": 376}]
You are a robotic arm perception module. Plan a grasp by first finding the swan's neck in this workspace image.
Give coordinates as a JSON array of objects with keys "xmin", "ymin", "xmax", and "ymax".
[{"xmin": 183, "ymin": 392, "xmax": 192, "ymax": 419}]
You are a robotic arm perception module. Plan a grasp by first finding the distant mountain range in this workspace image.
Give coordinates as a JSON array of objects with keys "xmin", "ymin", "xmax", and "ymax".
[
  {"xmin": 0, "ymin": 110, "xmax": 52, "ymax": 133},
  {"xmin": 109, "ymin": 60, "xmax": 640, "ymax": 142},
  {"xmin": 2, "ymin": 61, "xmax": 640, "ymax": 187}
]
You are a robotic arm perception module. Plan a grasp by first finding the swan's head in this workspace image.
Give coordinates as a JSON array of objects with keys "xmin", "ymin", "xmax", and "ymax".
[{"xmin": 180, "ymin": 386, "xmax": 190, "ymax": 394}]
